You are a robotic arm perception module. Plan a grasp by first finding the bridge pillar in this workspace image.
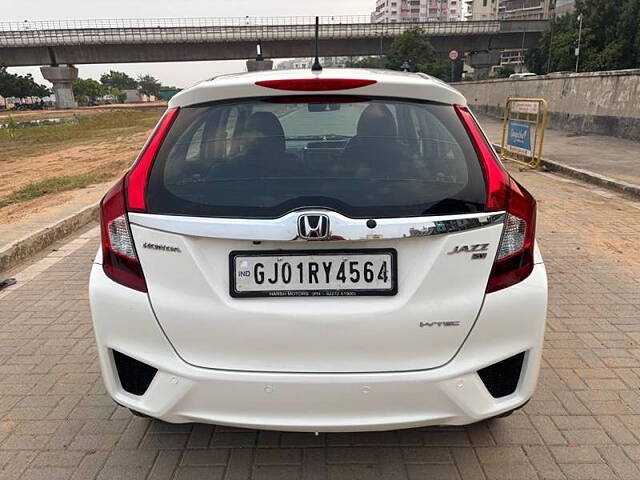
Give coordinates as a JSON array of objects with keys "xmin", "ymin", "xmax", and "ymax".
[
  {"xmin": 246, "ymin": 59, "xmax": 273, "ymax": 72},
  {"xmin": 40, "ymin": 65, "xmax": 79, "ymax": 109}
]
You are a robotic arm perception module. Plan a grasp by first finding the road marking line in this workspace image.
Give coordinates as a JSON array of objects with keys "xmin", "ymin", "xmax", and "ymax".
[{"xmin": 0, "ymin": 226, "xmax": 99, "ymax": 300}]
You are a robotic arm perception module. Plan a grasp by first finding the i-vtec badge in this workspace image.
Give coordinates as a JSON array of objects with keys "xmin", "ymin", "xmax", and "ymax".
[
  {"xmin": 447, "ymin": 243, "xmax": 489, "ymax": 260},
  {"xmin": 420, "ymin": 321, "xmax": 461, "ymax": 328}
]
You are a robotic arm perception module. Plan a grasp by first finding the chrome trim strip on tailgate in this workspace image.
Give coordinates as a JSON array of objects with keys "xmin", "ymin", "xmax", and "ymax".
[{"xmin": 128, "ymin": 211, "xmax": 505, "ymax": 242}]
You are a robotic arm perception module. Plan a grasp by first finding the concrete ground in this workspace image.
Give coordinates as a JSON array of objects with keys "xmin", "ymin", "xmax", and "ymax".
[
  {"xmin": 1, "ymin": 163, "xmax": 640, "ymax": 479},
  {"xmin": 477, "ymin": 114, "xmax": 640, "ymax": 187}
]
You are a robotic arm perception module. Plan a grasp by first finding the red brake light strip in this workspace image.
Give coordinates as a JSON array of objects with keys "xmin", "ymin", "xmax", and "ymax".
[{"xmin": 255, "ymin": 78, "xmax": 377, "ymax": 91}]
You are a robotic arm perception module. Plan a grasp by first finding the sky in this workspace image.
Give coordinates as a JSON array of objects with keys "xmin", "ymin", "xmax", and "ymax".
[{"xmin": 6, "ymin": 0, "xmax": 373, "ymax": 88}]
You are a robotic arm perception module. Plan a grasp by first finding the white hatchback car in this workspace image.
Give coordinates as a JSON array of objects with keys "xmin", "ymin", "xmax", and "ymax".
[{"xmin": 89, "ymin": 68, "xmax": 547, "ymax": 432}]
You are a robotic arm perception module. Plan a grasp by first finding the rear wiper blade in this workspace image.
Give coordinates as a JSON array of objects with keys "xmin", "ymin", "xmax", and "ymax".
[{"xmin": 286, "ymin": 134, "xmax": 350, "ymax": 141}]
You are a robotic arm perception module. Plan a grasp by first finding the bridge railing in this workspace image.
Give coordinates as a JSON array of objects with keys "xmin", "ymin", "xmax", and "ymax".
[
  {"xmin": 0, "ymin": 17, "xmax": 544, "ymax": 48},
  {"xmin": 0, "ymin": 19, "xmax": 499, "ymax": 48},
  {"xmin": 0, "ymin": 16, "xmax": 377, "ymax": 31}
]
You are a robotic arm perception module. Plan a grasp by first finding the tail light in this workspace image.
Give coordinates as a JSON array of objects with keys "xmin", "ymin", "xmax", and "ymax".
[
  {"xmin": 126, "ymin": 107, "xmax": 179, "ymax": 212},
  {"xmin": 100, "ymin": 178, "xmax": 147, "ymax": 292},
  {"xmin": 487, "ymin": 180, "xmax": 536, "ymax": 293},
  {"xmin": 455, "ymin": 105, "xmax": 537, "ymax": 293},
  {"xmin": 100, "ymin": 107, "xmax": 179, "ymax": 291}
]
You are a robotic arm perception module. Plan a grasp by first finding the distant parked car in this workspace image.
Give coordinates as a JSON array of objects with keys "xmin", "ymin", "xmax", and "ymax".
[
  {"xmin": 509, "ymin": 72, "xmax": 537, "ymax": 79},
  {"xmin": 90, "ymin": 68, "xmax": 548, "ymax": 432},
  {"xmin": 100, "ymin": 95, "xmax": 116, "ymax": 105},
  {"xmin": 12, "ymin": 102, "xmax": 46, "ymax": 111}
]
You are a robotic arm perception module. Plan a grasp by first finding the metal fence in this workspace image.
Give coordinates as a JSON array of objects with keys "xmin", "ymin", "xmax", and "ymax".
[
  {"xmin": 0, "ymin": 17, "xmax": 526, "ymax": 48},
  {"xmin": 0, "ymin": 16, "xmax": 375, "ymax": 31}
]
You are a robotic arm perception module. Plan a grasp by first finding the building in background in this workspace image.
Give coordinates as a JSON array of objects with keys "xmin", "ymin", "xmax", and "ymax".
[
  {"xmin": 464, "ymin": 0, "xmax": 556, "ymax": 20},
  {"xmin": 500, "ymin": 0, "xmax": 554, "ymax": 20},
  {"xmin": 449, "ymin": 1, "xmax": 463, "ymax": 20},
  {"xmin": 464, "ymin": 0, "xmax": 500, "ymax": 20},
  {"xmin": 492, "ymin": 0, "xmax": 555, "ymax": 72},
  {"xmin": 462, "ymin": 0, "xmax": 555, "ymax": 72},
  {"xmin": 498, "ymin": 49, "xmax": 526, "ymax": 70},
  {"xmin": 370, "ymin": 0, "xmax": 555, "ymax": 75},
  {"xmin": 122, "ymin": 89, "xmax": 155, "ymax": 103},
  {"xmin": 554, "ymin": 0, "xmax": 575, "ymax": 16},
  {"xmin": 276, "ymin": 57, "xmax": 353, "ymax": 70},
  {"xmin": 275, "ymin": 59, "xmax": 312, "ymax": 70},
  {"xmin": 372, "ymin": 0, "xmax": 464, "ymax": 23}
]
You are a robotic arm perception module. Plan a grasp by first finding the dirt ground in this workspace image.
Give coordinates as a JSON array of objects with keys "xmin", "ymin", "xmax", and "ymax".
[
  {"xmin": 0, "ymin": 132, "xmax": 150, "ymax": 227},
  {"xmin": 0, "ymin": 101, "xmax": 167, "ymax": 123},
  {"xmin": 0, "ymin": 131, "xmax": 150, "ymax": 199},
  {"xmin": 0, "ymin": 105, "xmax": 165, "ymax": 226}
]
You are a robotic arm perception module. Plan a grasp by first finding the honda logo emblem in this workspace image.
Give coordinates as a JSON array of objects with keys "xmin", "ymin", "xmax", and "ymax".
[{"xmin": 298, "ymin": 214, "xmax": 330, "ymax": 240}]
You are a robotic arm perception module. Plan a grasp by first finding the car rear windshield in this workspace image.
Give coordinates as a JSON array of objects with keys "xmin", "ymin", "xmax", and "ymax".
[{"xmin": 146, "ymin": 96, "xmax": 487, "ymax": 219}]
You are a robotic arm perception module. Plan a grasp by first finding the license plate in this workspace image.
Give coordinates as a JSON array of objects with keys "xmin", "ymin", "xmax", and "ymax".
[{"xmin": 230, "ymin": 249, "xmax": 397, "ymax": 298}]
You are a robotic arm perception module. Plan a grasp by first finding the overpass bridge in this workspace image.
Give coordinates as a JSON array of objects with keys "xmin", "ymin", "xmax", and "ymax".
[
  {"xmin": 0, "ymin": 16, "xmax": 546, "ymax": 66},
  {"xmin": 0, "ymin": 16, "xmax": 546, "ymax": 107}
]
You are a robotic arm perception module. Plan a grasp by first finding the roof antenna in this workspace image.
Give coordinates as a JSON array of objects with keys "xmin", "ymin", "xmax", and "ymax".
[{"xmin": 311, "ymin": 16, "xmax": 323, "ymax": 72}]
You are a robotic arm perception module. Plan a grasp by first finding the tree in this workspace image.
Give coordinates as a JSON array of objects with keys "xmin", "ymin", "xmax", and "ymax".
[
  {"xmin": 527, "ymin": 12, "xmax": 580, "ymax": 73},
  {"xmin": 0, "ymin": 66, "xmax": 21, "ymax": 100},
  {"xmin": 524, "ymin": 47, "xmax": 547, "ymax": 75},
  {"xmin": 349, "ymin": 56, "xmax": 386, "ymax": 69},
  {"xmin": 385, "ymin": 27, "xmax": 449, "ymax": 80},
  {"xmin": 575, "ymin": 0, "xmax": 640, "ymax": 71},
  {"xmin": 100, "ymin": 70, "xmax": 137, "ymax": 90},
  {"xmin": 33, "ymin": 81, "xmax": 51, "ymax": 99},
  {"xmin": 24, "ymin": 76, "xmax": 51, "ymax": 99},
  {"xmin": 494, "ymin": 66, "xmax": 516, "ymax": 78},
  {"xmin": 527, "ymin": 0, "xmax": 640, "ymax": 74},
  {"xmin": 0, "ymin": 68, "xmax": 50, "ymax": 102},
  {"xmin": 136, "ymin": 74, "xmax": 161, "ymax": 98},
  {"xmin": 73, "ymin": 78, "xmax": 105, "ymax": 105}
]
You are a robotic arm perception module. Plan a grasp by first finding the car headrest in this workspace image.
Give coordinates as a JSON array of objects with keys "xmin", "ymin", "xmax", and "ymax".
[
  {"xmin": 244, "ymin": 112, "xmax": 286, "ymax": 154},
  {"xmin": 356, "ymin": 104, "xmax": 398, "ymax": 138}
]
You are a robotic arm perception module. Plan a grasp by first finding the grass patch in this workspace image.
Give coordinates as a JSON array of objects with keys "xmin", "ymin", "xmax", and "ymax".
[
  {"xmin": 0, "ymin": 158, "xmax": 131, "ymax": 209},
  {"xmin": 0, "ymin": 108, "xmax": 164, "ymax": 162}
]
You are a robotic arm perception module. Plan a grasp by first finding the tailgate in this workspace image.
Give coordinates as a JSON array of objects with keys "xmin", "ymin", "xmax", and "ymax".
[{"xmin": 130, "ymin": 212, "xmax": 503, "ymax": 373}]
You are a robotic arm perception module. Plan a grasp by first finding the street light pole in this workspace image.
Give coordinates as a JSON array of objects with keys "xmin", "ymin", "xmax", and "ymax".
[
  {"xmin": 546, "ymin": 9, "xmax": 555, "ymax": 73},
  {"xmin": 575, "ymin": 13, "xmax": 583, "ymax": 73},
  {"xmin": 520, "ymin": 0, "xmax": 527, "ymax": 72}
]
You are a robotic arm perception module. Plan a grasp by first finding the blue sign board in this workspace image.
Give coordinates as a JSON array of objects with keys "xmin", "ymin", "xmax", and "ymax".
[{"xmin": 506, "ymin": 121, "xmax": 532, "ymax": 156}]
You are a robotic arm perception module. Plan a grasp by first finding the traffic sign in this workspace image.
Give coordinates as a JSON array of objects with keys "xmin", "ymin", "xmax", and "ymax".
[{"xmin": 448, "ymin": 49, "xmax": 459, "ymax": 62}]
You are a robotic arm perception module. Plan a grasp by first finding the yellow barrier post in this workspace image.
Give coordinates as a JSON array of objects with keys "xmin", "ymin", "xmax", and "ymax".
[{"xmin": 500, "ymin": 98, "xmax": 548, "ymax": 169}]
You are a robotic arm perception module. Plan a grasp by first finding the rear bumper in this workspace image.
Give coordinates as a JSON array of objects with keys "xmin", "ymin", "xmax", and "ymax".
[{"xmin": 89, "ymin": 262, "xmax": 547, "ymax": 432}]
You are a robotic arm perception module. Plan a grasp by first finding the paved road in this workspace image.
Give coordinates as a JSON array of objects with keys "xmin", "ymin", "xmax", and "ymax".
[
  {"xmin": 477, "ymin": 114, "xmax": 640, "ymax": 188},
  {"xmin": 1, "ymin": 166, "xmax": 640, "ymax": 480}
]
